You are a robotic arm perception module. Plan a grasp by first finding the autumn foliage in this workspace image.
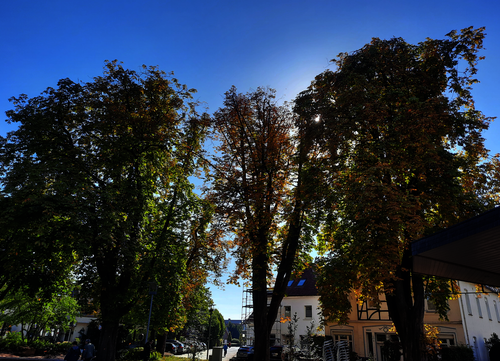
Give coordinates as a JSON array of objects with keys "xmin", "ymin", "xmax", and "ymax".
[{"xmin": 295, "ymin": 26, "xmax": 499, "ymax": 361}]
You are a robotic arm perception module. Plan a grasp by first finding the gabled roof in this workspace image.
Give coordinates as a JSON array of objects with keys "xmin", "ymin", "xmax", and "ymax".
[
  {"xmin": 411, "ymin": 206, "xmax": 500, "ymax": 287},
  {"xmin": 285, "ymin": 268, "xmax": 318, "ymax": 296}
]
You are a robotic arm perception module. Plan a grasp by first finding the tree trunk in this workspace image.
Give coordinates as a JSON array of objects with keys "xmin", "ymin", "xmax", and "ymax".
[
  {"xmin": 385, "ymin": 251, "xmax": 426, "ymax": 361},
  {"xmin": 156, "ymin": 332, "xmax": 167, "ymax": 356},
  {"xmin": 252, "ymin": 239, "xmax": 271, "ymax": 361},
  {"xmin": 97, "ymin": 319, "xmax": 120, "ymax": 361}
]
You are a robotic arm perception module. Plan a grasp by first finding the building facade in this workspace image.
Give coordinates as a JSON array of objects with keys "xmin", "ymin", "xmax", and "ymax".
[{"xmin": 325, "ymin": 281, "xmax": 500, "ymax": 361}]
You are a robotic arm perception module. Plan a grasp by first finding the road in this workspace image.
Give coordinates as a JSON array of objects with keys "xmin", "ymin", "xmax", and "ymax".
[{"xmin": 176, "ymin": 346, "xmax": 239, "ymax": 360}]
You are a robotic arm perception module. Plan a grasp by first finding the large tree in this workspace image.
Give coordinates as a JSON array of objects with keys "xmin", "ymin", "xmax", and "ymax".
[
  {"xmin": 294, "ymin": 27, "xmax": 499, "ymax": 361},
  {"xmin": 0, "ymin": 61, "xmax": 217, "ymax": 361},
  {"xmin": 208, "ymin": 86, "xmax": 322, "ymax": 360}
]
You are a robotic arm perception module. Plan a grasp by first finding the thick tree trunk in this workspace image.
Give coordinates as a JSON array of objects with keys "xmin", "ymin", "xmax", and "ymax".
[
  {"xmin": 156, "ymin": 333, "xmax": 167, "ymax": 356},
  {"xmin": 252, "ymin": 239, "xmax": 271, "ymax": 361},
  {"xmin": 385, "ymin": 251, "xmax": 426, "ymax": 361},
  {"xmin": 95, "ymin": 257, "xmax": 136, "ymax": 361},
  {"xmin": 97, "ymin": 320, "xmax": 120, "ymax": 361}
]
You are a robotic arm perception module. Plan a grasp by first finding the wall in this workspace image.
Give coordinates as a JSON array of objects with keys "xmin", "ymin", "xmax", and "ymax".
[
  {"xmin": 278, "ymin": 295, "xmax": 324, "ymax": 346},
  {"xmin": 458, "ymin": 281, "xmax": 500, "ymax": 361}
]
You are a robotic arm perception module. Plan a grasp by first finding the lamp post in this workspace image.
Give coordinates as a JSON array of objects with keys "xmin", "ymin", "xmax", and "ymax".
[
  {"xmin": 207, "ymin": 307, "xmax": 214, "ymax": 360},
  {"xmin": 145, "ymin": 281, "xmax": 158, "ymax": 343}
]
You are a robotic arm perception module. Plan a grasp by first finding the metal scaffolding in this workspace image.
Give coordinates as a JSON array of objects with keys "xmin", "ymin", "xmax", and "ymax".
[{"xmin": 240, "ymin": 287, "xmax": 282, "ymax": 346}]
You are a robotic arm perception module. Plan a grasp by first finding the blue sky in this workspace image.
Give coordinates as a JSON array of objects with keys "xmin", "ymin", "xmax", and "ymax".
[{"xmin": 2, "ymin": 0, "xmax": 500, "ymax": 320}]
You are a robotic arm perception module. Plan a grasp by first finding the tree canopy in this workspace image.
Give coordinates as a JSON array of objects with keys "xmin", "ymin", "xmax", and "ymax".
[
  {"xmin": 0, "ymin": 60, "xmax": 225, "ymax": 361},
  {"xmin": 207, "ymin": 86, "xmax": 323, "ymax": 360},
  {"xmin": 294, "ymin": 26, "xmax": 499, "ymax": 361}
]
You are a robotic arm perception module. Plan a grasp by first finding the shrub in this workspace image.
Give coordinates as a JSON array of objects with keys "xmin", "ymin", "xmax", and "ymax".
[
  {"xmin": 56, "ymin": 342, "xmax": 74, "ymax": 353},
  {"xmin": 118, "ymin": 347, "xmax": 162, "ymax": 361},
  {"xmin": 0, "ymin": 332, "xmax": 27, "ymax": 352},
  {"xmin": 440, "ymin": 345, "xmax": 474, "ymax": 361},
  {"xmin": 118, "ymin": 347, "xmax": 143, "ymax": 361},
  {"xmin": 486, "ymin": 333, "xmax": 500, "ymax": 351}
]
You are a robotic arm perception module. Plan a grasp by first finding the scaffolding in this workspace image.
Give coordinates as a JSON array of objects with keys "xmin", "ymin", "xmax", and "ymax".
[{"xmin": 241, "ymin": 287, "xmax": 282, "ymax": 346}]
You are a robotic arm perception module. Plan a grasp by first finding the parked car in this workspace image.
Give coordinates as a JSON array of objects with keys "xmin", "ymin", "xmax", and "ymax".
[
  {"xmin": 166, "ymin": 339, "xmax": 185, "ymax": 354},
  {"xmin": 237, "ymin": 345, "xmax": 254, "ymax": 359},
  {"xmin": 270, "ymin": 345, "xmax": 283, "ymax": 360},
  {"xmin": 165, "ymin": 342, "xmax": 178, "ymax": 354},
  {"xmin": 244, "ymin": 345, "xmax": 302, "ymax": 361}
]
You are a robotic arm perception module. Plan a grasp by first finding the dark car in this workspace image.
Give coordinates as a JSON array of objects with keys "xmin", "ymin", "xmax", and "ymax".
[
  {"xmin": 237, "ymin": 345, "xmax": 254, "ymax": 359},
  {"xmin": 165, "ymin": 339, "xmax": 184, "ymax": 354},
  {"xmin": 165, "ymin": 342, "xmax": 178, "ymax": 354},
  {"xmin": 270, "ymin": 345, "xmax": 283, "ymax": 360},
  {"xmin": 245, "ymin": 345, "xmax": 296, "ymax": 361}
]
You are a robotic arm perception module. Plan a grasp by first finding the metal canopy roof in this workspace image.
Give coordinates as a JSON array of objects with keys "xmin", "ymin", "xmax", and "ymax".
[{"xmin": 411, "ymin": 206, "xmax": 500, "ymax": 287}]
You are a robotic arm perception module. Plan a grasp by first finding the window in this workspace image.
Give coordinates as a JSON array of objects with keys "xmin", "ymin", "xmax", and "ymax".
[
  {"xmin": 486, "ymin": 297, "xmax": 492, "ymax": 320},
  {"xmin": 494, "ymin": 300, "xmax": 500, "ymax": 322},
  {"xmin": 287, "ymin": 280, "xmax": 294, "ymax": 287},
  {"xmin": 305, "ymin": 305, "xmax": 313, "ymax": 318},
  {"xmin": 476, "ymin": 296, "xmax": 483, "ymax": 318},
  {"xmin": 332, "ymin": 332, "xmax": 353, "ymax": 349},
  {"xmin": 465, "ymin": 289, "xmax": 472, "ymax": 315},
  {"xmin": 284, "ymin": 306, "xmax": 291, "ymax": 318},
  {"xmin": 297, "ymin": 279, "xmax": 306, "ymax": 286},
  {"xmin": 426, "ymin": 298, "xmax": 437, "ymax": 312},
  {"xmin": 439, "ymin": 335, "xmax": 456, "ymax": 348}
]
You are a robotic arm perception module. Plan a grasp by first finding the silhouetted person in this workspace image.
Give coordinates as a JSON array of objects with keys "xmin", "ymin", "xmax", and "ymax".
[
  {"xmin": 65, "ymin": 341, "xmax": 80, "ymax": 361},
  {"xmin": 81, "ymin": 339, "xmax": 95, "ymax": 361}
]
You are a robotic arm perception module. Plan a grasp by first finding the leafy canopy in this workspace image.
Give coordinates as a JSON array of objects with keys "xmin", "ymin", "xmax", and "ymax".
[
  {"xmin": 295, "ymin": 27, "xmax": 498, "ymax": 324},
  {"xmin": 1, "ymin": 60, "xmax": 223, "ymax": 361}
]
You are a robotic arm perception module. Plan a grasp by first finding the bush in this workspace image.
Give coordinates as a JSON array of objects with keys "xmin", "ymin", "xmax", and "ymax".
[
  {"xmin": 118, "ymin": 347, "xmax": 163, "ymax": 361},
  {"xmin": 486, "ymin": 333, "xmax": 500, "ymax": 351},
  {"xmin": 0, "ymin": 332, "xmax": 27, "ymax": 352},
  {"xmin": 381, "ymin": 340, "xmax": 401, "ymax": 361},
  {"xmin": 56, "ymin": 342, "xmax": 74, "ymax": 353},
  {"xmin": 440, "ymin": 345, "xmax": 474, "ymax": 361},
  {"xmin": 0, "ymin": 332, "xmax": 74, "ymax": 356},
  {"xmin": 118, "ymin": 347, "xmax": 144, "ymax": 361}
]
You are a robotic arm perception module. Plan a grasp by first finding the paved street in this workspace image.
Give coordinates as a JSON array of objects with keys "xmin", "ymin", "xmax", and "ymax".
[{"xmin": 176, "ymin": 346, "xmax": 238, "ymax": 360}]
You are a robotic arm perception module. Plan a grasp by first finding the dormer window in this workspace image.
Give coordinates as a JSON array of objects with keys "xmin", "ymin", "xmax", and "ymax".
[
  {"xmin": 298, "ymin": 279, "xmax": 306, "ymax": 286},
  {"xmin": 287, "ymin": 280, "xmax": 293, "ymax": 287}
]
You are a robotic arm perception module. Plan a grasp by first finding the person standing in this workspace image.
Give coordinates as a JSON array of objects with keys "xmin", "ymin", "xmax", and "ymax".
[
  {"xmin": 81, "ymin": 339, "xmax": 96, "ymax": 361},
  {"xmin": 64, "ymin": 341, "xmax": 81, "ymax": 361},
  {"xmin": 143, "ymin": 339, "xmax": 153, "ymax": 361},
  {"xmin": 223, "ymin": 343, "xmax": 228, "ymax": 357}
]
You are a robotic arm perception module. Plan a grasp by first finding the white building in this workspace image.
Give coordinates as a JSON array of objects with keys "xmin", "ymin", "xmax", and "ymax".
[
  {"xmin": 276, "ymin": 268, "xmax": 324, "ymax": 346},
  {"xmin": 457, "ymin": 281, "xmax": 500, "ymax": 361},
  {"xmin": 241, "ymin": 268, "xmax": 324, "ymax": 347}
]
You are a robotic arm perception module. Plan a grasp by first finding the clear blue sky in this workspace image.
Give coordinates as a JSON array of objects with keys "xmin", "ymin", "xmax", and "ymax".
[{"xmin": 2, "ymin": 0, "xmax": 499, "ymax": 320}]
